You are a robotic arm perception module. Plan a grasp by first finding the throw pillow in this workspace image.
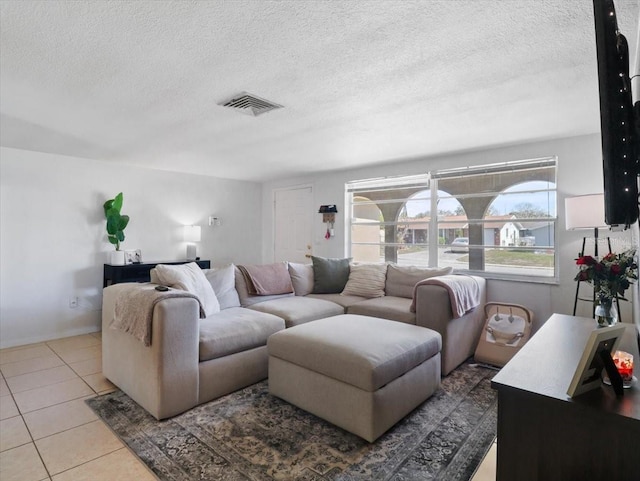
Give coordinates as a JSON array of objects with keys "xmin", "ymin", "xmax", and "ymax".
[
  {"xmin": 203, "ymin": 264, "xmax": 241, "ymax": 310},
  {"xmin": 288, "ymin": 262, "xmax": 314, "ymax": 296},
  {"xmin": 154, "ymin": 262, "xmax": 220, "ymax": 316},
  {"xmin": 149, "ymin": 268, "xmax": 160, "ymax": 284},
  {"xmin": 341, "ymin": 263, "xmax": 387, "ymax": 298},
  {"xmin": 311, "ymin": 256, "xmax": 350, "ymax": 294},
  {"xmin": 385, "ymin": 264, "xmax": 453, "ymax": 298}
]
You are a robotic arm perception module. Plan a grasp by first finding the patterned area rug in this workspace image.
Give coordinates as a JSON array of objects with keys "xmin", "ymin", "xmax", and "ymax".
[{"xmin": 87, "ymin": 362, "xmax": 496, "ymax": 481}]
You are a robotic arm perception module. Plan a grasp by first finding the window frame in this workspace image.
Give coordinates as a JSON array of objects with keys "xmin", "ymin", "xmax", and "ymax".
[{"xmin": 346, "ymin": 157, "xmax": 558, "ymax": 283}]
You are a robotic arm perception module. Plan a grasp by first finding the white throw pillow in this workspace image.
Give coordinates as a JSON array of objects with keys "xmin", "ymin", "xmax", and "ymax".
[
  {"xmin": 203, "ymin": 264, "xmax": 241, "ymax": 310},
  {"xmin": 149, "ymin": 268, "xmax": 161, "ymax": 284},
  {"xmin": 288, "ymin": 262, "xmax": 314, "ymax": 296},
  {"xmin": 154, "ymin": 262, "xmax": 220, "ymax": 316},
  {"xmin": 341, "ymin": 263, "xmax": 387, "ymax": 298}
]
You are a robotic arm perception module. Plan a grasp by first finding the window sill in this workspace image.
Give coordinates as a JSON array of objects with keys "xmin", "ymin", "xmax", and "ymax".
[{"xmin": 455, "ymin": 269, "xmax": 559, "ymax": 285}]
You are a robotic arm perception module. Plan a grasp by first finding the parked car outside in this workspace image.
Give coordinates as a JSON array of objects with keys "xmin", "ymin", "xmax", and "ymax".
[{"xmin": 450, "ymin": 237, "xmax": 469, "ymax": 253}]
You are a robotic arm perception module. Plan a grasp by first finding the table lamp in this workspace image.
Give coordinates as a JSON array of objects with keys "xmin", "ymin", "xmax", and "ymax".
[{"xmin": 183, "ymin": 225, "xmax": 201, "ymax": 261}]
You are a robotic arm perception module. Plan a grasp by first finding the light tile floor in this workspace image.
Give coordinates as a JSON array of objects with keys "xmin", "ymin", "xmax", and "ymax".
[
  {"xmin": 0, "ymin": 333, "xmax": 497, "ymax": 480},
  {"xmin": 0, "ymin": 333, "xmax": 156, "ymax": 481}
]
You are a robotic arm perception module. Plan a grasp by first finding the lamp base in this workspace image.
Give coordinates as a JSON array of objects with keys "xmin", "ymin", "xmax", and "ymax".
[{"xmin": 186, "ymin": 244, "xmax": 197, "ymax": 261}]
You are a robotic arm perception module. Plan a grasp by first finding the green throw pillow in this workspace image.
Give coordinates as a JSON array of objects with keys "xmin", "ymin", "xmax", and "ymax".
[{"xmin": 311, "ymin": 256, "xmax": 350, "ymax": 294}]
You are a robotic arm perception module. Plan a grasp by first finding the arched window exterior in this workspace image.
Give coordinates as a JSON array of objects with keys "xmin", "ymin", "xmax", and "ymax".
[{"xmin": 347, "ymin": 158, "xmax": 557, "ymax": 280}]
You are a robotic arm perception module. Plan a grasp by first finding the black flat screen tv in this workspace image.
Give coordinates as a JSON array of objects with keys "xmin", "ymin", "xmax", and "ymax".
[{"xmin": 592, "ymin": 0, "xmax": 639, "ymax": 229}]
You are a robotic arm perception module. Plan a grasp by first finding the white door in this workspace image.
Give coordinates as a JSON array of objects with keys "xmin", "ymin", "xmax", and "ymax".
[{"xmin": 274, "ymin": 186, "xmax": 313, "ymax": 263}]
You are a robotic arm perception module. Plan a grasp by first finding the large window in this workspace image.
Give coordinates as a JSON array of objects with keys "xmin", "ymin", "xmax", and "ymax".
[
  {"xmin": 348, "ymin": 174, "xmax": 431, "ymax": 265},
  {"xmin": 347, "ymin": 158, "xmax": 557, "ymax": 280}
]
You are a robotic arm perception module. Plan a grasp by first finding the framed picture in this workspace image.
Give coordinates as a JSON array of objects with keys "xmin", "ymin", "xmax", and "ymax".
[
  {"xmin": 124, "ymin": 249, "xmax": 142, "ymax": 265},
  {"xmin": 567, "ymin": 324, "xmax": 627, "ymax": 397}
]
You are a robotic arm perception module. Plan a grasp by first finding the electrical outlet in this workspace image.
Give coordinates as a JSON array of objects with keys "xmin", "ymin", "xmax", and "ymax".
[{"xmin": 69, "ymin": 296, "xmax": 79, "ymax": 309}]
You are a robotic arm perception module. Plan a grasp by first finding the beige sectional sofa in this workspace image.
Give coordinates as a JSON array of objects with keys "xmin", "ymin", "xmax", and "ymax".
[{"xmin": 102, "ymin": 261, "xmax": 486, "ymax": 420}]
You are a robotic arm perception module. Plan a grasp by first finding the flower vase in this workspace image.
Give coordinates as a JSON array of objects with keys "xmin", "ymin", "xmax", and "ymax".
[{"xmin": 594, "ymin": 297, "xmax": 618, "ymax": 327}]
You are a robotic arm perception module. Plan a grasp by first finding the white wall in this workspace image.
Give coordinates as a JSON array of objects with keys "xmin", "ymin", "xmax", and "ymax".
[
  {"xmin": 0, "ymin": 147, "xmax": 263, "ymax": 348},
  {"xmin": 261, "ymin": 134, "xmax": 636, "ymax": 331}
]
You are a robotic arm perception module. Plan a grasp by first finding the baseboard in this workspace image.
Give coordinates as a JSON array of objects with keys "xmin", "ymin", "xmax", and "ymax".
[{"xmin": 0, "ymin": 326, "xmax": 101, "ymax": 350}]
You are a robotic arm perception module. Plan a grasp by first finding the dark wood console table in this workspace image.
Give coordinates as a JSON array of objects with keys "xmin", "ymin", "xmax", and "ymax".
[
  {"xmin": 103, "ymin": 260, "xmax": 210, "ymax": 287},
  {"xmin": 491, "ymin": 314, "xmax": 640, "ymax": 481}
]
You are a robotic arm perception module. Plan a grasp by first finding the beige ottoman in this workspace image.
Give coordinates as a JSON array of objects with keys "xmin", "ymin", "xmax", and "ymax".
[{"xmin": 267, "ymin": 314, "xmax": 442, "ymax": 442}]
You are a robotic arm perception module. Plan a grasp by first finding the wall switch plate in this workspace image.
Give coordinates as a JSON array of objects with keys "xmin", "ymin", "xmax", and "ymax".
[{"xmin": 69, "ymin": 296, "xmax": 79, "ymax": 308}]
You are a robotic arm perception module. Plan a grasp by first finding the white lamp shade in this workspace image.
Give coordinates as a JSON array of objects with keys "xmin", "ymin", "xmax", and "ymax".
[
  {"xmin": 183, "ymin": 225, "xmax": 201, "ymax": 242},
  {"xmin": 565, "ymin": 194, "xmax": 607, "ymax": 230}
]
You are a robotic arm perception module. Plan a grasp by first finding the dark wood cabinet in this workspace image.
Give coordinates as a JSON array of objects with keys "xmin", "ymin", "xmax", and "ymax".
[
  {"xmin": 103, "ymin": 260, "xmax": 211, "ymax": 287},
  {"xmin": 491, "ymin": 314, "xmax": 640, "ymax": 481}
]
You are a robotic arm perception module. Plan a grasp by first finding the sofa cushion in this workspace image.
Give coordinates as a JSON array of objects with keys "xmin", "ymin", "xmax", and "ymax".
[
  {"xmin": 306, "ymin": 293, "xmax": 366, "ymax": 309},
  {"xmin": 199, "ymin": 307, "xmax": 285, "ymax": 362},
  {"xmin": 347, "ymin": 296, "xmax": 416, "ymax": 324},
  {"xmin": 203, "ymin": 264, "xmax": 240, "ymax": 310},
  {"xmin": 235, "ymin": 267, "xmax": 293, "ymax": 307},
  {"xmin": 248, "ymin": 296, "xmax": 344, "ymax": 328},
  {"xmin": 267, "ymin": 314, "xmax": 441, "ymax": 391},
  {"xmin": 153, "ymin": 262, "xmax": 220, "ymax": 316},
  {"xmin": 385, "ymin": 265, "xmax": 453, "ymax": 299},
  {"xmin": 311, "ymin": 256, "xmax": 350, "ymax": 294},
  {"xmin": 288, "ymin": 262, "xmax": 314, "ymax": 296},
  {"xmin": 341, "ymin": 263, "xmax": 387, "ymax": 298}
]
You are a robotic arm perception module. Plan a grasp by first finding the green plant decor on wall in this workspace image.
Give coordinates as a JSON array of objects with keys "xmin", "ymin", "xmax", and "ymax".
[{"xmin": 103, "ymin": 192, "xmax": 130, "ymax": 251}]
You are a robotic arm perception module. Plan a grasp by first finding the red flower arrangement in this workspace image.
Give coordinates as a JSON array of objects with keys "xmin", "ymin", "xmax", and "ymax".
[{"xmin": 574, "ymin": 249, "xmax": 638, "ymax": 301}]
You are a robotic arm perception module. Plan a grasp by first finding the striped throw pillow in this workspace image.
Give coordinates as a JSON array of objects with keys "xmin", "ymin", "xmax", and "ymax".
[{"xmin": 341, "ymin": 263, "xmax": 387, "ymax": 298}]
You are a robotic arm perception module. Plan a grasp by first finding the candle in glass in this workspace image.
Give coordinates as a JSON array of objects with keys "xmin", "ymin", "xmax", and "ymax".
[{"xmin": 612, "ymin": 350, "xmax": 633, "ymax": 383}]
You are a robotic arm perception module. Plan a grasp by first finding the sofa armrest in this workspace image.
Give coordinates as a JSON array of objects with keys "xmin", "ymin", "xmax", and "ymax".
[
  {"xmin": 414, "ymin": 276, "xmax": 486, "ymax": 375},
  {"xmin": 102, "ymin": 284, "xmax": 200, "ymax": 419}
]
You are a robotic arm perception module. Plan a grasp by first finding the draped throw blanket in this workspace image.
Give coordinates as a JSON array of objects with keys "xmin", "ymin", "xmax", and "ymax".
[
  {"xmin": 410, "ymin": 275, "xmax": 481, "ymax": 318},
  {"xmin": 111, "ymin": 284, "xmax": 205, "ymax": 346},
  {"xmin": 238, "ymin": 263, "xmax": 294, "ymax": 296}
]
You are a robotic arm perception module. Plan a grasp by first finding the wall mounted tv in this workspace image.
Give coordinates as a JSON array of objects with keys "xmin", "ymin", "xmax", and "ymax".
[{"xmin": 592, "ymin": 0, "xmax": 639, "ymax": 230}]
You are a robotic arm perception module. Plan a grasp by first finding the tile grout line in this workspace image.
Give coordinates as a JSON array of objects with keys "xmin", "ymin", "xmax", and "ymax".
[
  {"xmin": 0, "ymin": 368, "xmax": 23, "ymax": 423},
  {"xmin": 1, "ymin": 365, "xmax": 54, "ymax": 479},
  {"xmin": 51, "ymin": 338, "xmax": 105, "ymax": 396},
  {"xmin": 4, "ymin": 366, "xmax": 80, "ymax": 394},
  {"xmin": 7, "ymin": 349, "xmax": 102, "ymax": 415},
  {"xmin": 45, "ymin": 340, "xmax": 102, "ymax": 382},
  {"xmin": 52, "ymin": 335, "xmax": 142, "ymax": 477},
  {"xmin": 45, "ymin": 445, "xmax": 127, "ymax": 479},
  {"xmin": 22, "ymin": 408, "xmax": 53, "ymax": 480},
  {"xmin": 0, "ymin": 334, "xmax": 110, "ymax": 480},
  {"xmin": 27, "ymin": 411, "xmax": 100, "ymax": 443},
  {"xmin": 0, "ymin": 356, "xmax": 63, "ymax": 377},
  {"xmin": 21, "ymin": 337, "xmax": 103, "ymax": 480},
  {"xmin": 47, "ymin": 352, "xmax": 132, "ymax": 477},
  {"xmin": 9, "ymin": 374, "xmax": 94, "ymax": 403}
]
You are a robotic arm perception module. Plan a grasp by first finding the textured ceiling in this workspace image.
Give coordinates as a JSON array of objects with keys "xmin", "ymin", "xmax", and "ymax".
[{"xmin": 1, "ymin": 0, "xmax": 638, "ymax": 182}]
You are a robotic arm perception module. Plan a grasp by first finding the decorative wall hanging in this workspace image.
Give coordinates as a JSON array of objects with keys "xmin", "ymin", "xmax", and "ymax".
[{"xmin": 319, "ymin": 205, "xmax": 338, "ymax": 239}]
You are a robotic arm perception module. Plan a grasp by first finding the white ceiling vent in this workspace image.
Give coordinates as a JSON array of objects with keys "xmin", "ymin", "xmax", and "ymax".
[{"xmin": 218, "ymin": 92, "xmax": 283, "ymax": 117}]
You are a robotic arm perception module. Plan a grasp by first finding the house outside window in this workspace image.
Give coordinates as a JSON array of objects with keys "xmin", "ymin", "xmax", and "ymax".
[{"xmin": 347, "ymin": 157, "xmax": 557, "ymax": 281}]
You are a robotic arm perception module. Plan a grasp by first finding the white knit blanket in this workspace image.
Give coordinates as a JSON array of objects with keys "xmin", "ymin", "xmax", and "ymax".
[
  {"xmin": 410, "ymin": 275, "xmax": 481, "ymax": 318},
  {"xmin": 111, "ymin": 284, "xmax": 204, "ymax": 346}
]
